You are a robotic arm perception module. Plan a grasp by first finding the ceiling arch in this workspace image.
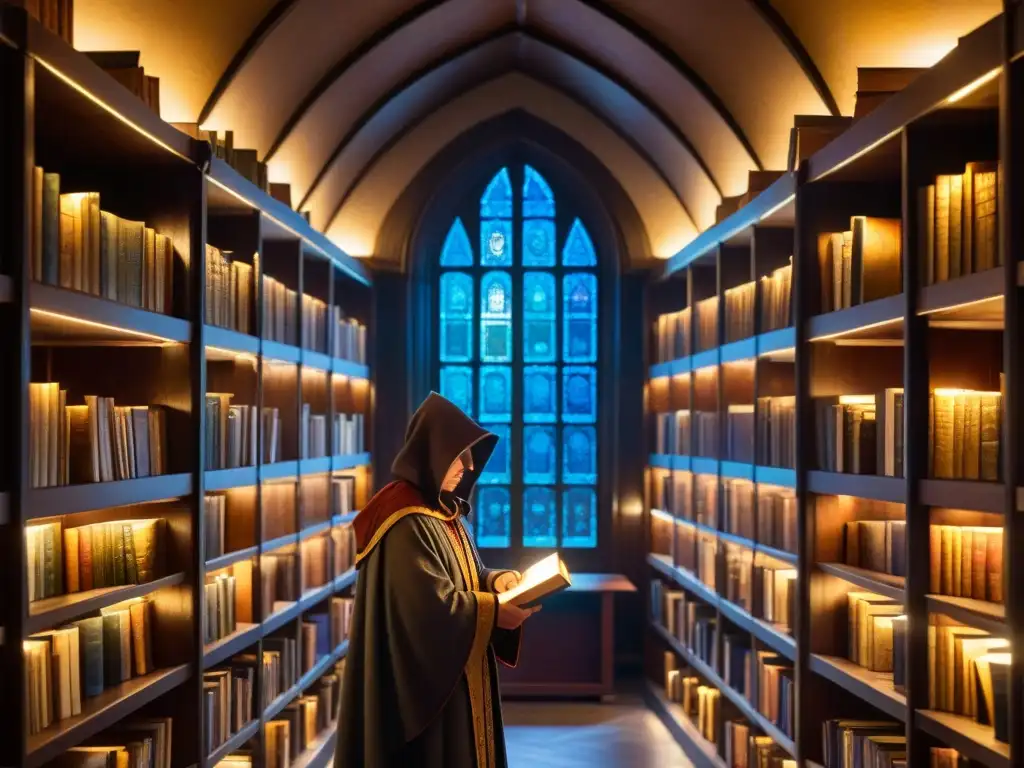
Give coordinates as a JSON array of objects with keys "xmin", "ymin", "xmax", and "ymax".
[{"xmin": 325, "ymin": 73, "xmax": 696, "ymax": 262}]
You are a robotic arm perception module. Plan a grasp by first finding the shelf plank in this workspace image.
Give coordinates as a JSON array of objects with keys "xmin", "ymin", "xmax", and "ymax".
[
  {"xmin": 291, "ymin": 723, "xmax": 339, "ymax": 768},
  {"xmin": 27, "ymin": 572, "xmax": 186, "ymax": 635},
  {"xmin": 261, "ymin": 460, "xmax": 300, "ymax": 481},
  {"xmin": 754, "ymin": 465, "xmax": 796, "ymax": 488},
  {"xmin": 205, "ymin": 466, "xmax": 258, "ymax": 492},
  {"xmin": 299, "ymin": 457, "xmax": 333, "ymax": 476},
  {"xmin": 203, "ymin": 622, "xmax": 261, "ymax": 670},
  {"xmin": 25, "ymin": 664, "xmax": 191, "ymax": 768},
  {"xmin": 817, "ymin": 563, "xmax": 905, "ymax": 602},
  {"xmin": 299, "ymin": 519, "xmax": 333, "ymax": 541},
  {"xmin": 691, "ymin": 349, "xmax": 718, "ymax": 371},
  {"xmin": 807, "ymin": 471, "xmax": 905, "ymax": 503},
  {"xmin": 807, "ymin": 295, "xmax": 904, "ymax": 342},
  {"xmin": 720, "ymin": 337, "xmax": 756, "ymax": 364},
  {"xmin": 263, "ymin": 531, "xmax": 299, "ymax": 553},
  {"xmin": 206, "ymin": 718, "xmax": 260, "ymax": 768},
  {"xmin": 720, "ymin": 461, "xmax": 754, "ymax": 481},
  {"xmin": 918, "ymin": 268, "xmax": 1004, "ymax": 325},
  {"xmin": 262, "ymin": 339, "xmax": 301, "ymax": 364},
  {"xmin": 757, "ymin": 327, "xmax": 795, "ymax": 357},
  {"xmin": 333, "ymin": 511, "xmax": 359, "ymax": 526},
  {"xmin": 917, "ymin": 709, "xmax": 1009, "ymax": 768},
  {"xmin": 691, "ymin": 457, "xmax": 719, "ymax": 476},
  {"xmin": 643, "ymin": 681, "xmax": 727, "ymax": 768},
  {"xmin": 335, "ymin": 567, "xmax": 358, "ymax": 591},
  {"xmin": 263, "ymin": 641, "xmax": 350, "ymax": 722},
  {"xmin": 26, "ymin": 474, "xmax": 193, "ymax": 519},
  {"xmin": 927, "ymin": 594, "xmax": 1006, "ymax": 635},
  {"xmin": 717, "ymin": 598, "xmax": 796, "ymax": 661},
  {"xmin": 206, "ymin": 545, "xmax": 259, "ymax": 573},
  {"xmin": 30, "ymin": 282, "xmax": 191, "ymax": 344},
  {"xmin": 263, "ymin": 601, "xmax": 301, "ymax": 636},
  {"xmin": 920, "ymin": 479, "xmax": 1005, "ymax": 514},
  {"xmin": 301, "ymin": 348, "xmax": 333, "ymax": 372},
  {"xmin": 333, "ymin": 453, "xmax": 371, "ymax": 471},
  {"xmin": 204, "ymin": 325, "xmax": 260, "ymax": 356},
  {"xmin": 300, "ymin": 582, "xmax": 334, "ymax": 610},
  {"xmin": 755, "ymin": 543, "xmax": 798, "ymax": 566},
  {"xmin": 332, "ymin": 358, "xmax": 370, "ymax": 379},
  {"xmin": 808, "ymin": 654, "xmax": 907, "ymax": 721},
  {"xmin": 650, "ymin": 453, "xmax": 674, "ymax": 470},
  {"xmin": 649, "ymin": 356, "xmax": 692, "ymax": 379}
]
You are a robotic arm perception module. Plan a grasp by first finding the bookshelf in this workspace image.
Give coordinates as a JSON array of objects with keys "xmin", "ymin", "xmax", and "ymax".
[
  {"xmin": 0, "ymin": 6, "xmax": 371, "ymax": 768},
  {"xmin": 646, "ymin": 8, "xmax": 1024, "ymax": 768}
]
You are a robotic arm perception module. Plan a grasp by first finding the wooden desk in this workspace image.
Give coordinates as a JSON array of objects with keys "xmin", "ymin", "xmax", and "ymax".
[{"xmin": 499, "ymin": 573, "xmax": 635, "ymax": 700}]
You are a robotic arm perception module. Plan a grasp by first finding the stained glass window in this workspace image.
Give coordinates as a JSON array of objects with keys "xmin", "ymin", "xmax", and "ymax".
[{"xmin": 437, "ymin": 165, "xmax": 601, "ymax": 550}]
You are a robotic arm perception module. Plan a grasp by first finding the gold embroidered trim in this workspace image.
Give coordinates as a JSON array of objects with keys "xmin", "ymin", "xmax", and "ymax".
[
  {"xmin": 468, "ymin": 591, "xmax": 496, "ymax": 768},
  {"xmin": 353, "ymin": 505, "xmax": 457, "ymax": 564}
]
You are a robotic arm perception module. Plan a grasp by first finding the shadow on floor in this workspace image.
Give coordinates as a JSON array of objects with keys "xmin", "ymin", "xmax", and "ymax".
[{"xmin": 501, "ymin": 693, "xmax": 695, "ymax": 768}]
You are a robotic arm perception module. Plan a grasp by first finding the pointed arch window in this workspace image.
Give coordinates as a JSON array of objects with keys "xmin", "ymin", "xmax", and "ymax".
[{"xmin": 437, "ymin": 164, "xmax": 600, "ymax": 550}]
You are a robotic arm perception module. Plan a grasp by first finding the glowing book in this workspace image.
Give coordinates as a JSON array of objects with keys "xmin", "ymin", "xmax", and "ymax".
[{"xmin": 497, "ymin": 553, "xmax": 572, "ymax": 608}]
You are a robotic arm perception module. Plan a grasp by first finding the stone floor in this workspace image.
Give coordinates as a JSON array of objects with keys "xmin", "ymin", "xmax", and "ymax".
[{"xmin": 502, "ymin": 694, "xmax": 695, "ymax": 768}]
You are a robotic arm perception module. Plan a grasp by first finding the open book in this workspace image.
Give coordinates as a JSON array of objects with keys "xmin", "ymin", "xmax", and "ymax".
[{"xmin": 497, "ymin": 553, "xmax": 571, "ymax": 608}]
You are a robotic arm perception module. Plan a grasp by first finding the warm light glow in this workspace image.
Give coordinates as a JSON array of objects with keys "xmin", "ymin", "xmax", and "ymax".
[
  {"xmin": 31, "ymin": 307, "xmax": 175, "ymax": 344},
  {"xmin": 819, "ymin": 130, "xmax": 900, "ymax": 180},
  {"xmin": 947, "ymin": 67, "xmax": 1001, "ymax": 104},
  {"xmin": 838, "ymin": 395, "xmax": 876, "ymax": 405},
  {"xmin": 206, "ymin": 345, "xmax": 257, "ymax": 364},
  {"xmin": 776, "ymin": 569, "xmax": 798, "ymax": 581},
  {"xmin": 760, "ymin": 347, "xmax": 795, "ymax": 361},
  {"xmin": 723, "ymin": 359, "xmax": 755, "ymax": 369},
  {"xmin": 932, "ymin": 388, "xmax": 1001, "ymax": 397},
  {"xmin": 725, "ymin": 281, "xmax": 756, "ymax": 296},
  {"xmin": 651, "ymin": 508, "xmax": 674, "ymax": 524},
  {"xmin": 810, "ymin": 316, "xmax": 902, "ymax": 342},
  {"xmin": 919, "ymin": 295, "xmax": 1002, "ymax": 316},
  {"xmin": 695, "ymin": 364, "xmax": 717, "ymax": 376},
  {"xmin": 655, "ymin": 229, "xmax": 698, "ymax": 260},
  {"xmin": 329, "ymin": 231, "xmax": 375, "ymax": 259},
  {"xmin": 727, "ymin": 404, "xmax": 755, "ymax": 414}
]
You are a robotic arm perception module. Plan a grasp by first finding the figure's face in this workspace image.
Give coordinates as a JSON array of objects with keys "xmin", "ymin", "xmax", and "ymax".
[{"xmin": 441, "ymin": 449, "xmax": 474, "ymax": 492}]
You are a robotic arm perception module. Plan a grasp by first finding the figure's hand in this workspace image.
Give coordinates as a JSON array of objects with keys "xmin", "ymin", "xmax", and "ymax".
[
  {"xmin": 493, "ymin": 570, "xmax": 521, "ymax": 594},
  {"xmin": 497, "ymin": 600, "xmax": 540, "ymax": 630}
]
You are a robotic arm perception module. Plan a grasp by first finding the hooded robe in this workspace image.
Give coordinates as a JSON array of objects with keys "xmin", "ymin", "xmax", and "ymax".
[{"xmin": 336, "ymin": 393, "xmax": 522, "ymax": 768}]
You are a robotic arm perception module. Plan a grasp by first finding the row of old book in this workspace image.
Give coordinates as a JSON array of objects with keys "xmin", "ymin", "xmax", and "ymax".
[
  {"xmin": 300, "ymin": 535, "xmax": 332, "ymax": 593},
  {"xmin": 723, "ymin": 480, "xmax": 798, "ymax": 555},
  {"xmin": 696, "ymin": 411, "xmax": 718, "ymax": 458},
  {"xmin": 724, "ymin": 283, "xmax": 756, "ymax": 343},
  {"xmin": 721, "ymin": 549, "xmax": 798, "ymax": 631},
  {"xmin": 29, "ymin": 384, "xmax": 169, "ymax": 488},
  {"xmin": 725, "ymin": 720, "xmax": 794, "ymax": 768},
  {"xmin": 26, "ymin": 518, "xmax": 166, "ymax": 602},
  {"xmin": 264, "ymin": 276, "xmax": 300, "ymax": 346},
  {"xmin": 651, "ymin": 580, "xmax": 716, "ymax": 668},
  {"xmin": 696, "ymin": 297, "xmax": 718, "ymax": 352},
  {"xmin": 205, "ymin": 395, "xmax": 257, "ymax": 470},
  {"xmin": 205, "ymin": 246, "xmax": 255, "ymax": 334},
  {"xmin": 49, "ymin": 718, "xmax": 174, "ymax": 768},
  {"xmin": 30, "ymin": 169, "xmax": 177, "ymax": 313},
  {"xmin": 822, "ymin": 718, "xmax": 973, "ymax": 768},
  {"xmin": 265, "ymin": 660, "xmax": 346, "ymax": 768},
  {"xmin": 844, "ymin": 519, "xmax": 908, "ymax": 578},
  {"xmin": 84, "ymin": 50, "xmax": 161, "ymax": 116},
  {"xmin": 204, "ymin": 571, "xmax": 239, "ymax": 645},
  {"xmin": 262, "ymin": 634, "xmax": 299, "ymax": 708},
  {"xmin": 721, "ymin": 638, "xmax": 796, "ymax": 742},
  {"xmin": 920, "ymin": 162, "xmax": 999, "ymax": 286},
  {"xmin": 204, "ymin": 658, "xmax": 255, "ymax": 754},
  {"xmin": 847, "ymin": 591, "xmax": 903, "ymax": 675},
  {"xmin": 761, "ymin": 262, "xmax": 793, "ymax": 334},
  {"xmin": 173, "ymin": 127, "xmax": 271, "ymax": 194},
  {"xmin": 10, "ymin": 0, "xmax": 73, "ymax": 43},
  {"xmin": 929, "ymin": 388, "xmax": 1002, "ymax": 482},
  {"xmin": 817, "ymin": 216, "xmax": 902, "ymax": 313},
  {"xmin": 930, "ymin": 524, "xmax": 1004, "ymax": 603},
  {"xmin": 24, "ymin": 597, "xmax": 157, "ymax": 735},
  {"xmin": 814, "ymin": 389, "xmax": 904, "ymax": 477},
  {"xmin": 300, "ymin": 409, "xmax": 366, "ymax": 459},
  {"xmin": 334, "ymin": 310, "xmax": 368, "ymax": 363},
  {"xmin": 726, "ymin": 405, "xmax": 755, "ymax": 463},
  {"xmin": 756, "ymin": 396, "xmax": 797, "ymax": 470},
  {"xmin": 303, "ymin": 296, "xmax": 330, "ymax": 354},
  {"xmin": 301, "ymin": 599, "xmax": 354, "ymax": 669},
  {"xmin": 654, "ymin": 308, "xmax": 691, "ymax": 363}
]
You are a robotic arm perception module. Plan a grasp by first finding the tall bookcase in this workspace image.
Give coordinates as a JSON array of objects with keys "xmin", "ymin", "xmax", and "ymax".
[
  {"xmin": 644, "ymin": 9, "xmax": 1024, "ymax": 768},
  {"xmin": 0, "ymin": 6, "xmax": 374, "ymax": 768}
]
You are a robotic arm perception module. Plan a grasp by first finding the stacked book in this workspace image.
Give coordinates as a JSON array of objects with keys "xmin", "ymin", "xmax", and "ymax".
[
  {"xmin": 334, "ymin": 412, "xmax": 366, "ymax": 455},
  {"xmin": 330, "ymin": 596, "xmax": 355, "ymax": 647},
  {"xmin": 302, "ymin": 295, "xmax": 328, "ymax": 353},
  {"xmin": 263, "ymin": 635, "xmax": 299, "ymax": 705},
  {"xmin": 929, "ymin": 388, "xmax": 1001, "ymax": 481},
  {"xmin": 55, "ymin": 718, "xmax": 173, "ymax": 768},
  {"xmin": 756, "ymin": 651, "xmax": 795, "ymax": 739},
  {"xmin": 30, "ymin": 170, "xmax": 176, "ymax": 311},
  {"xmin": 205, "ymin": 394, "xmax": 257, "ymax": 470},
  {"xmin": 816, "ymin": 217, "xmax": 902, "ymax": 312},
  {"xmin": 29, "ymin": 383, "xmax": 169, "ymax": 487},
  {"xmin": 86, "ymin": 51, "xmax": 161, "ymax": 116},
  {"xmin": 815, "ymin": 389, "xmax": 904, "ymax": 477},
  {"xmin": 204, "ymin": 246, "xmax": 254, "ymax": 333},
  {"xmin": 756, "ymin": 396, "xmax": 797, "ymax": 469},
  {"xmin": 172, "ymin": 127, "xmax": 270, "ymax": 193},
  {"xmin": 695, "ymin": 475, "xmax": 717, "ymax": 527},
  {"xmin": 726, "ymin": 405, "xmax": 755, "ymax": 463},
  {"xmin": 844, "ymin": 519, "xmax": 907, "ymax": 577},
  {"xmin": 654, "ymin": 409, "xmax": 690, "ymax": 455},
  {"xmin": 847, "ymin": 591, "xmax": 902, "ymax": 674},
  {"xmin": 724, "ymin": 282, "xmax": 756, "ymax": 342},
  {"xmin": 695, "ymin": 411, "xmax": 719, "ymax": 458},
  {"xmin": 10, "ymin": 0, "xmax": 74, "ymax": 44},
  {"xmin": 261, "ymin": 407, "xmax": 283, "ymax": 463},
  {"xmin": 754, "ymin": 565, "xmax": 797, "ymax": 631},
  {"xmin": 333, "ymin": 476, "xmax": 357, "ymax": 518},
  {"xmin": 821, "ymin": 719, "xmax": 904, "ymax": 767},
  {"xmin": 722, "ymin": 477, "xmax": 755, "ymax": 540},
  {"xmin": 696, "ymin": 297, "xmax": 719, "ymax": 352},
  {"xmin": 919, "ymin": 161, "xmax": 999, "ymax": 285},
  {"xmin": 723, "ymin": 544, "xmax": 754, "ymax": 612},
  {"xmin": 261, "ymin": 552, "xmax": 299, "ymax": 618},
  {"xmin": 301, "ymin": 405, "xmax": 328, "ymax": 459},
  {"xmin": 333, "ymin": 310, "xmax": 368, "ymax": 363},
  {"xmin": 721, "ymin": 630, "xmax": 752, "ymax": 698},
  {"xmin": 655, "ymin": 308, "xmax": 691, "ymax": 363},
  {"xmin": 24, "ymin": 597, "xmax": 156, "ymax": 735},
  {"xmin": 760, "ymin": 261, "xmax": 793, "ymax": 332},
  {"xmin": 203, "ymin": 571, "xmax": 237, "ymax": 645},
  {"xmin": 757, "ymin": 487, "xmax": 798, "ymax": 555},
  {"xmin": 929, "ymin": 524, "xmax": 1003, "ymax": 603},
  {"xmin": 301, "ymin": 535, "xmax": 330, "ymax": 591},
  {"xmin": 203, "ymin": 657, "xmax": 256, "ymax": 754},
  {"xmin": 263, "ymin": 276, "xmax": 299, "ymax": 345}
]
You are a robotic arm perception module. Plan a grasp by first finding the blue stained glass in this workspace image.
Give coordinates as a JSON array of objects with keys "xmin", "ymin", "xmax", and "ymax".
[
  {"xmin": 523, "ymin": 426, "xmax": 556, "ymax": 484},
  {"xmin": 563, "ymin": 426, "xmax": 597, "ymax": 484},
  {"xmin": 563, "ymin": 273, "xmax": 598, "ymax": 363},
  {"xmin": 440, "ymin": 366, "xmax": 473, "ymax": 416},
  {"xmin": 479, "ymin": 366, "xmax": 512, "ymax": 422},
  {"xmin": 480, "ymin": 271, "xmax": 512, "ymax": 362},
  {"xmin": 479, "ymin": 424, "xmax": 511, "ymax": 484},
  {"xmin": 562, "ymin": 488, "xmax": 597, "ymax": 547},
  {"xmin": 562, "ymin": 218, "xmax": 597, "ymax": 266},
  {"xmin": 522, "ymin": 218, "xmax": 555, "ymax": 267},
  {"xmin": 440, "ymin": 272, "xmax": 473, "ymax": 362},
  {"xmin": 480, "ymin": 167, "xmax": 513, "ymax": 219},
  {"xmin": 523, "ymin": 487, "xmax": 557, "ymax": 548},
  {"xmin": 440, "ymin": 217, "xmax": 473, "ymax": 266},
  {"xmin": 524, "ymin": 365, "xmax": 557, "ymax": 423},
  {"xmin": 480, "ymin": 219, "xmax": 513, "ymax": 267},
  {"xmin": 523, "ymin": 272, "xmax": 555, "ymax": 362},
  {"xmin": 522, "ymin": 165, "xmax": 555, "ymax": 218},
  {"xmin": 475, "ymin": 486, "xmax": 510, "ymax": 548},
  {"xmin": 562, "ymin": 366, "xmax": 597, "ymax": 423}
]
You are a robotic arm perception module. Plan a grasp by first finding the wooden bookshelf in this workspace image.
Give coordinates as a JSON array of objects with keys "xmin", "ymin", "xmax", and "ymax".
[
  {"xmin": 643, "ymin": 680, "xmax": 727, "ymax": 768},
  {"xmin": 646, "ymin": 10, "xmax": 1024, "ymax": 766},
  {"xmin": 0, "ymin": 7, "xmax": 372, "ymax": 766}
]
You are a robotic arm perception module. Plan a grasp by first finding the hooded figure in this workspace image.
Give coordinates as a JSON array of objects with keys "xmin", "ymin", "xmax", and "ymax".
[{"xmin": 337, "ymin": 392, "xmax": 533, "ymax": 768}]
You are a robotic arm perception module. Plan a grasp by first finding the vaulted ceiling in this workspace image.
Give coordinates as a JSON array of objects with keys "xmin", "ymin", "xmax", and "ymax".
[{"xmin": 74, "ymin": 0, "xmax": 999, "ymax": 263}]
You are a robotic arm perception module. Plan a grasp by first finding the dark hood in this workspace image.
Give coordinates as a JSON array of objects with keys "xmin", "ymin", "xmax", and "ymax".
[{"xmin": 391, "ymin": 392, "xmax": 498, "ymax": 503}]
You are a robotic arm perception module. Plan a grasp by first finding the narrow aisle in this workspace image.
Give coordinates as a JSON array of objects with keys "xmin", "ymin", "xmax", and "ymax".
[{"xmin": 503, "ymin": 695, "xmax": 696, "ymax": 768}]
